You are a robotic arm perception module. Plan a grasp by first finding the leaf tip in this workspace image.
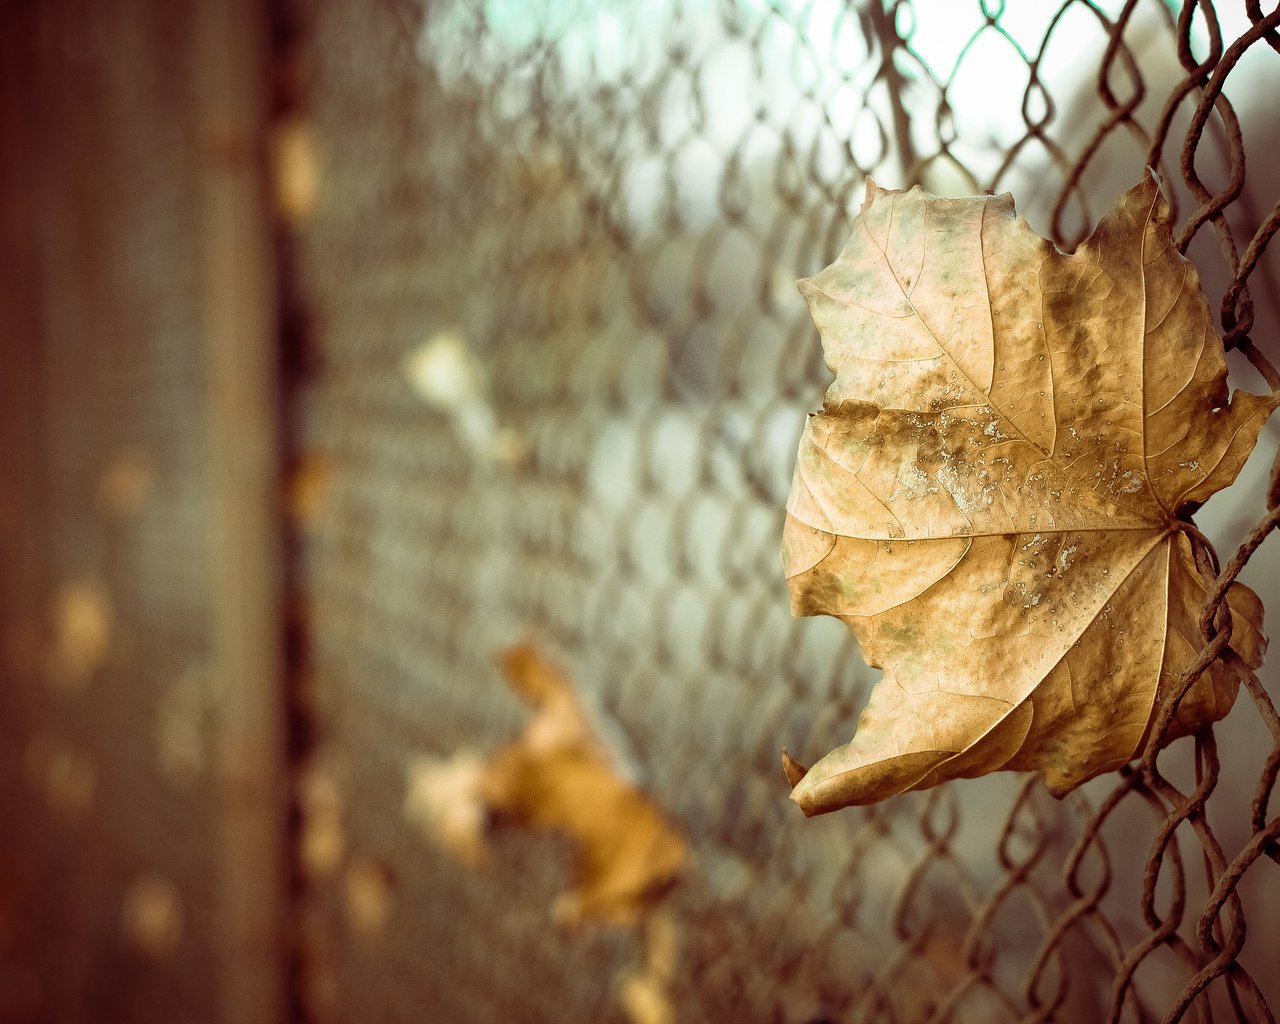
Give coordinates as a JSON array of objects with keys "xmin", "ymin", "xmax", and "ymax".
[
  {"xmin": 863, "ymin": 175, "xmax": 890, "ymax": 206},
  {"xmin": 781, "ymin": 748, "xmax": 809, "ymax": 789},
  {"xmin": 496, "ymin": 639, "xmax": 569, "ymax": 708},
  {"xmin": 1124, "ymin": 166, "xmax": 1170, "ymax": 219}
]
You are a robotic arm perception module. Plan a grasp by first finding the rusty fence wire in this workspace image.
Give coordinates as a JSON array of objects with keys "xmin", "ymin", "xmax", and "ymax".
[{"xmin": 279, "ymin": 1, "xmax": 1280, "ymax": 1022}]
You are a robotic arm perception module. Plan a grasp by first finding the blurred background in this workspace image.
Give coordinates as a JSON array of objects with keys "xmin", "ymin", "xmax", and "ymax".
[{"xmin": 2, "ymin": 1, "xmax": 1278, "ymax": 1022}]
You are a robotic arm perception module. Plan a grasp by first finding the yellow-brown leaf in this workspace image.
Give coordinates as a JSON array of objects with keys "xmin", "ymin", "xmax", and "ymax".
[{"xmin": 783, "ymin": 173, "xmax": 1275, "ymax": 814}]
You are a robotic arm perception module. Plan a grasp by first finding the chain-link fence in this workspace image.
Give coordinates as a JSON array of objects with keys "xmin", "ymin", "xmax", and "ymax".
[
  {"xmin": 4, "ymin": 1, "xmax": 1278, "ymax": 1022},
  {"xmin": 284, "ymin": 1, "xmax": 1280, "ymax": 1021}
]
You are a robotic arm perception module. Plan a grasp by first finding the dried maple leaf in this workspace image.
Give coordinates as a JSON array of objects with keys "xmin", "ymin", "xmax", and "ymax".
[
  {"xmin": 484, "ymin": 643, "xmax": 686, "ymax": 926},
  {"xmin": 782, "ymin": 173, "xmax": 1275, "ymax": 815},
  {"xmin": 485, "ymin": 744, "xmax": 686, "ymax": 925},
  {"xmin": 414, "ymin": 642, "xmax": 686, "ymax": 926}
]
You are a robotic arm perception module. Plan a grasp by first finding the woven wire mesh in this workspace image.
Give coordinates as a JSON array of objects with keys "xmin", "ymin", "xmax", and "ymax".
[{"xmin": 286, "ymin": 1, "xmax": 1280, "ymax": 1022}]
